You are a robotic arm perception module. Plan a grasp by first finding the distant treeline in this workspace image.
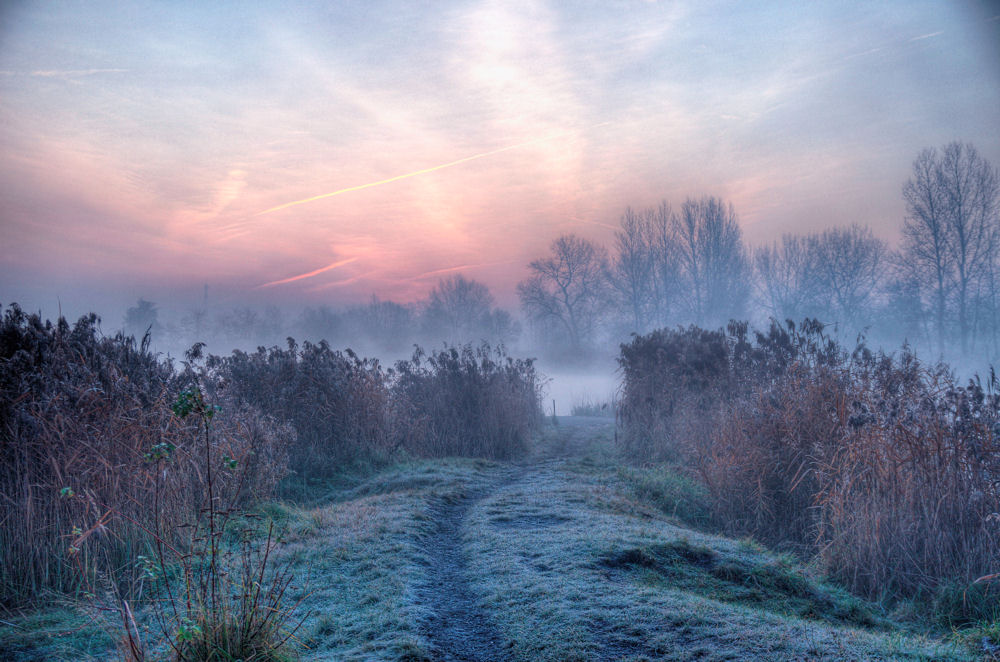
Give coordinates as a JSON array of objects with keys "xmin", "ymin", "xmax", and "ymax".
[
  {"xmin": 124, "ymin": 275, "xmax": 519, "ymax": 360},
  {"xmin": 0, "ymin": 303, "xmax": 541, "ymax": 607},
  {"xmin": 519, "ymin": 141, "xmax": 999, "ymax": 361},
  {"xmin": 128, "ymin": 140, "xmax": 998, "ymax": 366}
]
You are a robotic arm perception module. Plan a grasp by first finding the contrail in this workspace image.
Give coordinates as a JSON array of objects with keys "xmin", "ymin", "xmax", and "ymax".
[
  {"xmin": 404, "ymin": 259, "xmax": 518, "ymax": 283},
  {"xmin": 570, "ymin": 216, "xmax": 618, "ymax": 231},
  {"xmin": 255, "ymin": 122, "xmax": 612, "ymax": 216},
  {"xmin": 256, "ymin": 257, "xmax": 359, "ymax": 288}
]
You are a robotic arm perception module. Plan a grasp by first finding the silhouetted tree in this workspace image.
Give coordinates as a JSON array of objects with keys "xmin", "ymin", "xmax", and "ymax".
[
  {"xmin": 754, "ymin": 234, "xmax": 815, "ymax": 322},
  {"xmin": 808, "ymin": 225, "xmax": 887, "ymax": 330},
  {"xmin": 880, "ymin": 269, "xmax": 929, "ymax": 347},
  {"xmin": 648, "ymin": 202, "xmax": 681, "ymax": 328},
  {"xmin": 980, "ymin": 252, "xmax": 1000, "ymax": 356},
  {"xmin": 518, "ymin": 234, "xmax": 610, "ymax": 350},
  {"xmin": 216, "ymin": 307, "xmax": 260, "ymax": 341},
  {"xmin": 606, "ymin": 202, "xmax": 679, "ymax": 333},
  {"xmin": 938, "ymin": 142, "xmax": 999, "ymax": 354},
  {"xmin": 124, "ymin": 298, "xmax": 160, "ymax": 339},
  {"xmin": 902, "ymin": 142, "xmax": 999, "ymax": 354},
  {"xmin": 902, "ymin": 148, "xmax": 950, "ymax": 353},
  {"xmin": 423, "ymin": 275, "xmax": 495, "ymax": 342},
  {"xmin": 343, "ymin": 296, "xmax": 415, "ymax": 353},
  {"xmin": 300, "ymin": 306, "xmax": 343, "ymax": 343},
  {"xmin": 675, "ymin": 196, "xmax": 749, "ymax": 327},
  {"xmin": 607, "ymin": 207, "xmax": 656, "ymax": 333},
  {"xmin": 483, "ymin": 308, "xmax": 519, "ymax": 346}
]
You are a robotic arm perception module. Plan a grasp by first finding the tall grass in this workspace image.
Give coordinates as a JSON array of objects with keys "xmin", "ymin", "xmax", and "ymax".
[
  {"xmin": 1, "ymin": 303, "xmax": 542, "ymax": 612},
  {"xmin": 105, "ymin": 385, "xmax": 305, "ymax": 661},
  {"xmin": 618, "ymin": 325, "xmax": 731, "ymax": 461},
  {"xmin": 392, "ymin": 344, "xmax": 543, "ymax": 459},
  {"xmin": 205, "ymin": 340, "xmax": 391, "ymax": 477},
  {"xmin": 618, "ymin": 319, "xmax": 1000, "ymax": 607},
  {"xmin": 0, "ymin": 305, "xmax": 290, "ymax": 607}
]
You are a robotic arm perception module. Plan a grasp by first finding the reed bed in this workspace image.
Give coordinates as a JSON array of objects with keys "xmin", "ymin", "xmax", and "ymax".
[{"xmin": 619, "ymin": 319, "xmax": 1000, "ymax": 614}]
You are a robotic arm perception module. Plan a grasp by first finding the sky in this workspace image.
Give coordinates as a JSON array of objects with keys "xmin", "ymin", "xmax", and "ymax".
[{"xmin": 1, "ymin": 0, "xmax": 998, "ymax": 318}]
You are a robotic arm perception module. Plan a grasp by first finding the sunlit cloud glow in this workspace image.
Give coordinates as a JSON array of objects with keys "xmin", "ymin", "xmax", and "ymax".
[
  {"xmin": 255, "ymin": 123, "xmax": 611, "ymax": 217},
  {"xmin": 0, "ymin": 0, "xmax": 996, "ymax": 316}
]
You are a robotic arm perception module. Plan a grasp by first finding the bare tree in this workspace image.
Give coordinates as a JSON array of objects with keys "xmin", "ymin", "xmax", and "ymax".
[
  {"xmin": 675, "ymin": 196, "xmax": 749, "ymax": 327},
  {"xmin": 483, "ymin": 308, "xmax": 520, "ymax": 346},
  {"xmin": 807, "ymin": 225, "xmax": 887, "ymax": 330},
  {"xmin": 980, "ymin": 250, "xmax": 1000, "ymax": 357},
  {"xmin": 647, "ymin": 202, "xmax": 680, "ymax": 328},
  {"xmin": 881, "ymin": 264, "xmax": 930, "ymax": 347},
  {"xmin": 939, "ymin": 142, "xmax": 999, "ymax": 354},
  {"xmin": 902, "ymin": 142, "xmax": 999, "ymax": 354},
  {"xmin": 423, "ymin": 275, "xmax": 496, "ymax": 342},
  {"xmin": 216, "ymin": 307, "xmax": 260, "ymax": 342},
  {"xmin": 607, "ymin": 207, "xmax": 656, "ymax": 333},
  {"xmin": 300, "ymin": 306, "xmax": 343, "ymax": 342},
  {"xmin": 517, "ymin": 234, "xmax": 610, "ymax": 350},
  {"xmin": 902, "ymin": 148, "xmax": 951, "ymax": 354},
  {"xmin": 754, "ymin": 234, "xmax": 815, "ymax": 322},
  {"xmin": 343, "ymin": 296, "xmax": 415, "ymax": 353}
]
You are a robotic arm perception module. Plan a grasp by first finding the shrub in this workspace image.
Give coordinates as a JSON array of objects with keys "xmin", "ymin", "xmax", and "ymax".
[
  {"xmin": 0, "ymin": 303, "xmax": 543, "ymax": 612},
  {"xmin": 813, "ymin": 359, "xmax": 1000, "ymax": 598},
  {"xmin": 617, "ymin": 325, "xmax": 730, "ymax": 461},
  {"xmin": 205, "ymin": 339, "xmax": 390, "ymax": 477},
  {"xmin": 392, "ymin": 344, "xmax": 542, "ymax": 459},
  {"xmin": 700, "ymin": 363, "xmax": 849, "ymax": 552},
  {"xmin": 617, "ymin": 319, "xmax": 839, "ymax": 462}
]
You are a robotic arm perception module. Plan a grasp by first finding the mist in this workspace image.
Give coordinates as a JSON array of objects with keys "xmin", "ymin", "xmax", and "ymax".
[
  {"xmin": 3, "ymin": 3, "xmax": 1000, "ymax": 659},
  {"xmin": 36, "ymin": 145, "xmax": 1000, "ymax": 410}
]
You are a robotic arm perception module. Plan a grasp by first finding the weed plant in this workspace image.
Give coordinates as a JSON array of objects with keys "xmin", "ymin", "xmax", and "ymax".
[{"xmin": 67, "ymin": 385, "xmax": 306, "ymax": 661}]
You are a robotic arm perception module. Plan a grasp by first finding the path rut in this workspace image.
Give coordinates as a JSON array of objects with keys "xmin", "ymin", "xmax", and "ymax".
[
  {"xmin": 415, "ymin": 419, "xmax": 615, "ymax": 661},
  {"xmin": 416, "ymin": 472, "xmax": 517, "ymax": 661}
]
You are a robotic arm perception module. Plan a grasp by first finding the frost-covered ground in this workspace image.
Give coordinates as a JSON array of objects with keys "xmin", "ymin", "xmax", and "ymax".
[{"xmin": 1, "ymin": 417, "xmax": 973, "ymax": 661}]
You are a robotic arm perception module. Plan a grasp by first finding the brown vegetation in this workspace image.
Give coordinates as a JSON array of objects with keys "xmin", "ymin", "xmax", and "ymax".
[
  {"xmin": 205, "ymin": 340, "xmax": 391, "ymax": 477},
  {"xmin": 0, "ymin": 304, "xmax": 542, "ymax": 610},
  {"xmin": 392, "ymin": 344, "xmax": 543, "ymax": 459},
  {"xmin": 0, "ymin": 305, "xmax": 290, "ymax": 607},
  {"xmin": 619, "ymin": 319, "xmax": 1000, "ymax": 616}
]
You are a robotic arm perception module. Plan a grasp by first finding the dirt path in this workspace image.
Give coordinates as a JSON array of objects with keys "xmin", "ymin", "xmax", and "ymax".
[
  {"xmin": 415, "ymin": 418, "xmax": 612, "ymax": 661},
  {"xmin": 416, "ymin": 472, "xmax": 517, "ymax": 661}
]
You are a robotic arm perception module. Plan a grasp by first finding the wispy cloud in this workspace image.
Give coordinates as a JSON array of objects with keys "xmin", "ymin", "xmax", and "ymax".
[
  {"xmin": 255, "ymin": 122, "xmax": 611, "ymax": 217},
  {"xmin": 0, "ymin": 1, "xmax": 995, "ymax": 308},
  {"xmin": 306, "ymin": 271, "xmax": 379, "ymax": 292},
  {"xmin": 403, "ymin": 260, "xmax": 517, "ymax": 283},
  {"xmin": 842, "ymin": 46, "xmax": 885, "ymax": 61},
  {"xmin": 909, "ymin": 31, "xmax": 943, "ymax": 42},
  {"xmin": 0, "ymin": 68, "xmax": 129, "ymax": 78},
  {"xmin": 256, "ymin": 257, "xmax": 359, "ymax": 288}
]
